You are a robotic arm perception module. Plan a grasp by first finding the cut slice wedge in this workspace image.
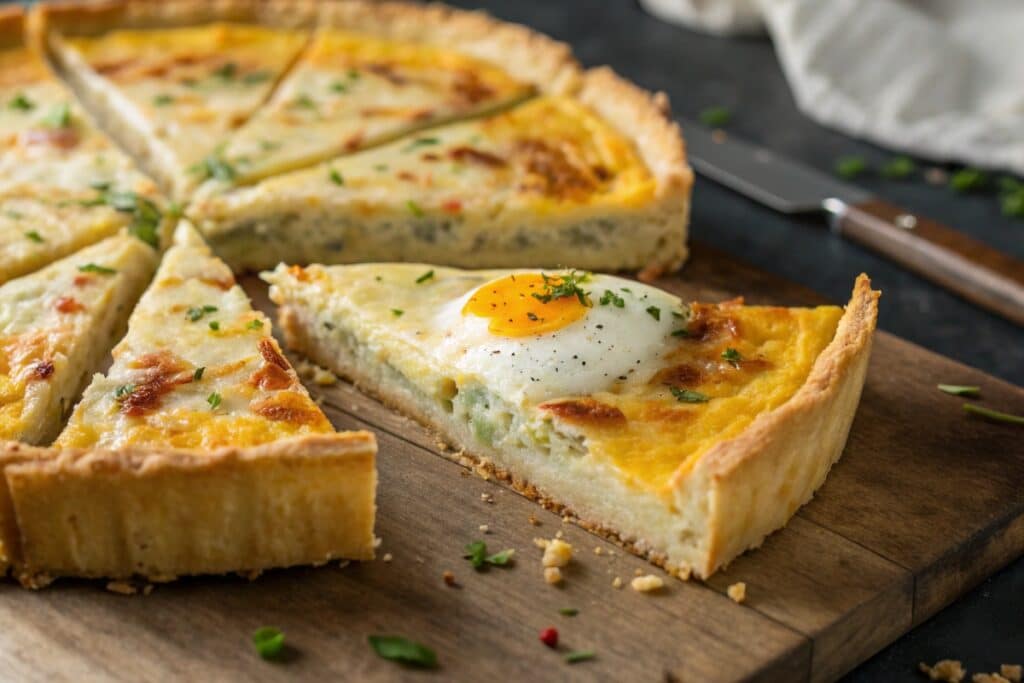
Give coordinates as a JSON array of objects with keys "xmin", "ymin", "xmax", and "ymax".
[
  {"xmin": 0, "ymin": 222, "xmax": 376, "ymax": 587},
  {"xmin": 0, "ymin": 6, "xmax": 167, "ymax": 285},
  {"xmin": 264, "ymin": 263, "xmax": 878, "ymax": 578},
  {"xmin": 190, "ymin": 68, "xmax": 691, "ymax": 279},
  {"xmin": 38, "ymin": 0, "xmax": 315, "ymax": 198},
  {"xmin": 0, "ymin": 233, "xmax": 157, "ymax": 445},
  {"xmin": 212, "ymin": 0, "xmax": 578, "ymax": 186}
]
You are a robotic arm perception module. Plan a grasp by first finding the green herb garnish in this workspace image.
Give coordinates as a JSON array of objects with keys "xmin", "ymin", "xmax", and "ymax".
[
  {"xmin": 485, "ymin": 548, "xmax": 515, "ymax": 566},
  {"xmin": 645, "ymin": 306, "xmax": 661, "ymax": 321},
  {"xmin": 291, "ymin": 94, "xmax": 317, "ymax": 110},
  {"xmin": 937, "ymin": 384, "xmax": 980, "ymax": 397},
  {"xmin": 558, "ymin": 608, "xmax": 579, "ymax": 617},
  {"xmin": 699, "ymin": 106, "xmax": 731, "ymax": 128},
  {"xmin": 1002, "ymin": 191, "xmax": 1024, "ymax": 219},
  {"xmin": 186, "ymin": 305, "xmax": 218, "ymax": 322},
  {"xmin": 532, "ymin": 270, "xmax": 591, "ymax": 307},
  {"xmin": 671, "ymin": 329, "xmax": 690, "ymax": 338},
  {"xmin": 406, "ymin": 199, "xmax": 425, "ymax": 217},
  {"xmin": 213, "ymin": 62, "xmax": 238, "ymax": 80},
  {"xmin": 152, "ymin": 94, "xmax": 174, "ymax": 106},
  {"xmin": 835, "ymin": 156, "xmax": 867, "ymax": 179},
  {"xmin": 415, "ymin": 269, "xmax": 434, "ymax": 284},
  {"xmin": 949, "ymin": 168, "xmax": 987, "ymax": 193},
  {"xmin": 192, "ymin": 154, "xmax": 237, "ymax": 183},
  {"xmin": 242, "ymin": 70, "xmax": 271, "ymax": 85},
  {"xmin": 368, "ymin": 635, "xmax": 437, "ymax": 668},
  {"xmin": 252, "ymin": 627, "xmax": 284, "ymax": 660},
  {"xmin": 722, "ymin": 348, "xmax": 742, "ymax": 366},
  {"xmin": 24, "ymin": 230, "xmax": 43, "ymax": 243},
  {"xmin": 670, "ymin": 387, "xmax": 709, "ymax": 403},
  {"xmin": 207, "ymin": 392, "xmax": 222, "ymax": 409},
  {"xmin": 209, "ymin": 321, "xmax": 220, "ymax": 331},
  {"xmin": 247, "ymin": 319, "xmax": 264, "ymax": 330},
  {"xmin": 329, "ymin": 168, "xmax": 344, "ymax": 185},
  {"xmin": 114, "ymin": 384, "xmax": 134, "ymax": 400},
  {"xmin": 193, "ymin": 367, "xmax": 205, "ymax": 381},
  {"xmin": 391, "ymin": 309, "xmax": 404, "ymax": 317},
  {"xmin": 5, "ymin": 210, "xmax": 24, "ymax": 220},
  {"xmin": 565, "ymin": 650, "xmax": 596, "ymax": 664},
  {"xmin": 330, "ymin": 81, "xmax": 348, "ymax": 93},
  {"xmin": 962, "ymin": 403, "xmax": 1024, "ymax": 425},
  {"xmin": 880, "ymin": 156, "xmax": 916, "ymax": 180},
  {"xmin": 463, "ymin": 541, "xmax": 515, "ymax": 570},
  {"xmin": 8, "ymin": 93, "xmax": 34, "ymax": 111},
  {"xmin": 599, "ymin": 290, "xmax": 624, "ymax": 308},
  {"xmin": 77, "ymin": 263, "xmax": 116, "ymax": 275},
  {"xmin": 42, "ymin": 102, "xmax": 71, "ymax": 129},
  {"xmin": 403, "ymin": 137, "xmax": 439, "ymax": 152}
]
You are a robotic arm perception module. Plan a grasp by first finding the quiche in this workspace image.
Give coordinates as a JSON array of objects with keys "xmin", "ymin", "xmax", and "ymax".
[
  {"xmin": 0, "ymin": 222, "xmax": 376, "ymax": 586},
  {"xmin": 189, "ymin": 68, "xmax": 691, "ymax": 278},
  {"xmin": 0, "ymin": 232, "xmax": 157, "ymax": 446},
  {"xmin": 0, "ymin": 6, "xmax": 166, "ymax": 285},
  {"xmin": 263, "ymin": 264, "xmax": 878, "ymax": 578},
  {"xmin": 38, "ymin": 0, "xmax": 314, "ymax": 199},
  {"xmin": 210, "ymin": 0, "xmax": 578, "ymax": 186}
]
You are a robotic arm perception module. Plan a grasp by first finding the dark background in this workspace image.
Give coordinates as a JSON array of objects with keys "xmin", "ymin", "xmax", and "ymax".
[{"xmin": 447, "ymin": 0, "xmax": 1024, "ymax": 679}]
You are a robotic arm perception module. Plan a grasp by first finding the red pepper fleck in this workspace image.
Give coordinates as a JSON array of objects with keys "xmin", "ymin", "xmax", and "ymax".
[
  {"xmin": 539, "ymin": 627, "xmax": 558, "ymax": 649},
  {"xmin": 54, "ymin": 296, "xmax": 84, "ymax": 313},
  {"xmin": 441, "ymin": 199, "xmax": 462, "ymax": 213}
]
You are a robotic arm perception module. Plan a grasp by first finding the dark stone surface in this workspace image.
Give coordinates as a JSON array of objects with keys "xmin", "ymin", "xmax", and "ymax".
[{"xmin": 449, "ymin": 0, "xmax": 1024, "ymax": 679}]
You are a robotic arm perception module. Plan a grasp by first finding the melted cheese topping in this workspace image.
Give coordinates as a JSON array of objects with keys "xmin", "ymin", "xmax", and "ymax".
[
  {"xmin": 56, "ymin": 225, "xmax": 332, "ymax": 451},
  {"xmin": 62, "ymin": 23, "xmax": 308, "ymax": 181},
  {"xmin": 222, "ymin": 28, "xmax": 531, "ymax": 183},
  {"xmin": 0, "ymin": 234, "xmax": 153, "ymax": 440},
  {"xmin": 266, "ymin": 264, "xmax": 843, "ymax": 496}
]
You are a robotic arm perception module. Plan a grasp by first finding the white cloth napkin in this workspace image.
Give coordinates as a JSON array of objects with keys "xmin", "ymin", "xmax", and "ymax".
[{"xmin": 640, "ymin": 0, "xmax": 1024, "ymax": 175}]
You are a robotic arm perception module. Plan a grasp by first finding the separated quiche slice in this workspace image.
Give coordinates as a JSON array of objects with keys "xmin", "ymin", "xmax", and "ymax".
[
  {"xmin": 190, "ymin": 68, "xmax": 691, "ymax": 279},
  {"xmin": 0, "ymin": 233, "xmax": 157, "ymax": 446},
  {"xmin": 0, "ymin": 222, "xmax": 376, "ymax": 587},
  {"xmin": 212, "ymin": 1, "xmax": 577, "ymax": 186},
  {"xmin": 264, "ymin": 263, "xmax": 878, "ymax": 578},
  {"xmin": 37, "ymin": 0, "xmax": 314, "ymax": 199},
  {"xmin": 0, "ymin": 7, "xmax": 167, "ymax": 285}
]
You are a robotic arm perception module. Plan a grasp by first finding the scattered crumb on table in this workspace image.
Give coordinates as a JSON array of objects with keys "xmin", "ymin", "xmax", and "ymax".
[
  {"xmin": 919, "ymin": 660, "xmax": 966, "ymax": 683},
  {"xmin": 727, "ymin": 582, "xmax": 747, "ymax": 604},
  {"xmin": 631, "ymin": 575, "xmax": 664, "ymax": 593}
]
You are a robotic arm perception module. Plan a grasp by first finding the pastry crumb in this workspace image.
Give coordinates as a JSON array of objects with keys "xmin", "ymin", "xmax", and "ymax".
[
  {"xmin": 338, "ymin": 559, "xmax": 351, "ymax": 569},
  {"xmin": 382, "ymin": 553, "xmax": 393, "ymax": 563},
  {"xmin": 480, "ymin": 492, "xmax": 494, "ymax": 504},
  {"xmin": 972, "ymin": 675, "xmax": 1011, "ymax": 683},
  {"xmin": 528, "ymin": 515, "xmax": 541, "ymax": 526},
  {"xmin": 919, "ymin": 660, "xmax": 966, "ymax": 683},
  {"xmin": 634, "ymin": 568, "xmax": 643, "ymax": 576},
  {"xmin": 727, "ymin": 582, "xmax": 747, "ymax": 604},
  {"xmin": 106, "ymin": 581, "xmax": 136, "ymax": 595},
  {"xmin": 544, "ymin": 567, "xmax": 563, "ymax": 585},
  {"xmin": 533, "ymin": 537, "xmax": 549, "ymax": 549},
  {"xmin": 478, "ymin": 524, "xmax": 489, "ymax": 534},
  {"xmin": 142, "ymin": 584, "xmax": 154, "ymax": 596},
  {"xmin": 593, "ymin": 546, "xmax": 603, "ymax": 555},
  {"xmin": 924, "ymin": 167, "xmax": 949, "ymax": 186},
  {"xmin": 630, "ymin": 574, "xmax": 664, "ymax": 593},
  {"xmin": 542, "ymin": 539, "xmax": 573, "ymax": 568},
  {"xmin": 711, "ymin": 129, "xmax": 728, "ymax": 144},
  {"xmin": 442, "ymin": 570, "xmax": 457, "ymax": 587},
  {"xmin": 612, "ymin": 576, "xmax": 623, "ymax": 589},
  {"xmin": 555, "ymin": 530, "xmax": 564, "ymax": 539},
  {"xmin": 1001, "ymin": 666, "xmax": 1022, "ymax": 683},
  {"xmin": 672, "ymin": 563, "xmax": 692, "ymax": 581},
  {"xmin": 561, "ymin": 515, "xmax": 571, "ymax": 523}
]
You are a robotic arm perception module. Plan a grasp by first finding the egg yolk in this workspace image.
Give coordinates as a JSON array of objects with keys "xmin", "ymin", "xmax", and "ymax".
[{"xmin": 462, "ymin": 273, "xmax": 590, "ymax": 337}]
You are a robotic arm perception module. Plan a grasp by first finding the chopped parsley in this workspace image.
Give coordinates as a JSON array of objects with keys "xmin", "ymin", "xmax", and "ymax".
[
  {"xmin": 24, "ymin": 230, "xmax": 43, "ymax": 243},
  {"xmin": 209, "ymin": 321, "xmax": 220, "ymax": 331},
  {"xmin": 963, "ymin": 403, "xmax": 1024, "ymax": 425},
  {"xmin": 670, "ymin": 387, "xmax": 709, "ymax": 403},
  {"xmin": 152, "ymin": 94, "xmax": 174, "ymax": 106},
  {"xmin": 699, "ymin": 106, "xmax": 731, "ymax": 128},
  {"xmin": 213, "ymin": 61, "xmax": 238, "ymax": 80},
  {"xmin": 463, "ymin": 541, "xmax": 514, "ymax": 570},
  {"xmin": 374, "ymin": 163, "xmax": 389, "ymax": 172},
  {"xmin": 599, "ymin": 290, "xmax": 625, "ymax": 308},
  {"xmin": 558, "ymin": 608, "xmax": 579, "ymax": 617},
  {"xmin": 565, "ymin": 650, "xmax": 596, "ymax": 664},
  {"xmin": 291, "ymin": 93, "xmax": 317, "ymax": 110},
  {"xmin": 880, "ymin": 156, "xmax": 916, "ymax": 180},
  {"xmin": 42, "ymin": 102, "xmax": 71, "ymax": 129},
  {"xmin": 406, "ymin": 199, "xmax": 425, "ymax": 217},
  {"xmin": 415, "ymin": 269, "xmax": 434, "ymax": 284},
  {"xmin": 242, "ymin": 70, "xmax": 271, "ymax": 84},
  {"xmin": 998, "ymin": 176, "xmax": 1024, "ymax": 219},
  {"xmin": 835, "ymin": 156, "xmax": 867, "ymax": 179},
  {"xmin": 403, "ymin": 137, "xmax": 439, "ymax": 152},
  {"xmin": 252, "ymin": 627, "xmax": 284, "ymax": 660},
  {"xmin": 8, "ymin": 93, "xmax": 34, "ymax": 111},
  {"xmin": 391, "ymin": 309, "xmax": 404, "ymax": 317},
  {"xmin": 259, "ymin": 139, "xmax": 280, "ymax": 152},
  {"xmin": 186, "ymin": 305, "xmax": 218, "ymax": 322},
  {"xmin": 247, "ymin": 319, "xmax": 264, "ymax": 330},
  {"xmin": 532, "ymin": 270, "xmax": 591, "ymax": 307},
  {"xmin": 485, "ymin": 548, "xmax": 515, "ymax": 566},
  {"xmin": 329, "ymin": 168, "xmax": 344, "ymax": 185},
  {"xmin": 937, "ymin": 384, "xmax": 980, "ymax": 397},
  {"xmin": 104, "ymin": 190, "xmax": 163, "ymax": 247},
  {"xmin": 368, "ymin": 635, "xmax": 437, "ymax": 668},
  {"xmin": 722, "ymin": 347, "xmax": 742, "ymax": 366},
  {"xmin": 645, "ymin": 306, "xmax": 661, "ymax": 321},
  {"xmin": 671, "ymin": 328, "xmax": 690, "ymax": 338},
  {"xmin": 330, "ymin": 81, "xmax": 348, "ymax": 93},
  {"xmin": 77, "ymin": 263, "xmax": 116, "ymax": 275},
  {"xmin": 192, "ymin": 154, "xmax": 237, "ymax": 182},
  {"xmin": 949, "ymin": 168, "xmax": 987, "ymax": 193},
  {"xmin": 193, "ymin": 367, "xmax": 205, "ymax": 381},
  {"xmin": 5, "ymin": 210, "xmax": 24, "ymax": 220},
  {"xmin": 207, "ymin": 392, "xmax": 222, "ymax": 409},
  {"xmin": 114, "ymin": 384, "xmax": 135, "ymax": 400}
]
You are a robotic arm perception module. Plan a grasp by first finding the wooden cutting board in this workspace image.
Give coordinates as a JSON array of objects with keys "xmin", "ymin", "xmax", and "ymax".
[{"xmin": 2, "ymin": 243, "xmax": 1022, "ymax": 682}]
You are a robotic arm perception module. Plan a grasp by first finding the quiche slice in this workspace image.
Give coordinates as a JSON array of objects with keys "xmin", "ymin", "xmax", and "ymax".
[
  {"xmin": 0, "ymin": 6, "xmax": 166, "ymax": 285},
  {"xmin": 212, "ymin": 1, "xmax": 578, "ymax": 186},
  {"xmin": 264, "ymin": 264, "xmax": 879, "ymax": 578},
  {"xmin": 37, "ymin": 0, "xmax": 314, "ymax": 198},
  {"xmin": 189, "ymin": 68, "xmax": 691, "ymax": 279},
  {"xmin": 0, "ymin": 233, "xmax": 157, "ymax": 446},
  {"xmin": 0, "ymin": 222, "xmax": 376, "ymax": 587}
]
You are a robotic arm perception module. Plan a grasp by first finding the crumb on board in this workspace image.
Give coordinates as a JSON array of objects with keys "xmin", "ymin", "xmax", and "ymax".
[
  {"xmin": 480, "ymin": 492, "xmax": 494, "ymax": 504},
  {"xmin": 594, "ymin": 546, "xmax": 603, "ymax": 555},
  {"xmin": 630, "ymin": 574, "xmax": 665, "ymax": 593},
  {"xmin": 711, "ymin": 129, "xmax": 728, "ymax": 144},
  {"xmin": 634, "ymin": 568, "xmax": 643, "ymax": 576},
  {"xmin": 671, "ymin": 563, "xmax": 692, "ymax": 581},
  {"xmin": 542, "ymin": 539, "xmax": 574, "ymax": 568},
  {"xmin": 919, "ymin": 660, "xmax": 966, "ymax": 683},
  {"xmin": 727, "ymin": 582, "xmax": 747, "ymax": 604},
  {"xmin": 479, "ymin": 524, "xmax": 489, "ymax": 534},
  {"xmin": 443, "ymin": 570, "xmax": 457, "ymax": 587},
  {"xmin": 382, "ymin": 553, "xmax": 393, "ymax": 563},
  {"xmin": 544, "ymin": 567, "xmax": 563, "ymax": 585},
  {"xmin": 1001, "ymin": 665, "xmax": 1022, "ymax": 683},
  {"xmin": 528, "ymin": 515, "xmax": 541, "ymax": 526},
  {"xmin": 338, "ymin": 559, "xmax": 351, "ymax": 569},
  {"xmin": 924, "ymin": 167, "xmax": 949, "ymax": 186},
  {"xmin": 972, "ymin": 674, "xmax": 1011, "ymax": 683},
  {"xmin": 612, "ymin": 576, "xmax": 623, "ymax": 589},
  {"xmin": 106, "ymin": 581, "xmax": 137, "ymax": 596}
]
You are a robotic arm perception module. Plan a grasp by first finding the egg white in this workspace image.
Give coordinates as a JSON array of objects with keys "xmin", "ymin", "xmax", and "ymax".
[{"xmin": 432, "ymin": 273, "xmax": 682, "ymax": 405}]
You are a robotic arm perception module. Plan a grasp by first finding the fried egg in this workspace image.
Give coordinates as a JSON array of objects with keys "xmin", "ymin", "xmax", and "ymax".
[{"xmin": 432, "ymin": 271, "xmax": 683, "ymax": 404}]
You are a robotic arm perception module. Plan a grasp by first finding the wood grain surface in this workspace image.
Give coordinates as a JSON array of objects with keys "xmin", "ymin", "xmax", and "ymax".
[{"xmin": 1, "ymin": 242, "xmax": 1021, "ymax": 682}]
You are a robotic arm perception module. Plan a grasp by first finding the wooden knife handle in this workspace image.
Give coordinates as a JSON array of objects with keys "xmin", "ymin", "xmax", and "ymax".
[{"xmin": 831, "ymin": 198, "xmax": 1024, "ymax": 326}]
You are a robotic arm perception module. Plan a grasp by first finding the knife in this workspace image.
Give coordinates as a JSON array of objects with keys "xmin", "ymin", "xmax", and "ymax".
[{"xmin": 683, "ymin": 122, "xmax": 1024, "ymax": 326}]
